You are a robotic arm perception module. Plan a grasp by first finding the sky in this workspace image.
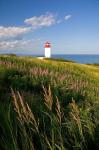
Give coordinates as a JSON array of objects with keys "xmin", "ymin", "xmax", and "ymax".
[{"xmin": 0, "ymin": 0, "xmax": 99, "ymax": 55}]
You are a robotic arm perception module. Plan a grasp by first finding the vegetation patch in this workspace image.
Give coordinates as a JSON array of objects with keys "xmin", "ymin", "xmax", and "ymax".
[{"xmin": 0, "ymin": 55, "xmax": 99, "ymax": 150}]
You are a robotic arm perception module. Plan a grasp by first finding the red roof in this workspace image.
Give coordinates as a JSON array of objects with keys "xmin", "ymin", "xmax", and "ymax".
[{"xmin": 44, "ymin": 42, "xmax": 51, "ymax": 48}]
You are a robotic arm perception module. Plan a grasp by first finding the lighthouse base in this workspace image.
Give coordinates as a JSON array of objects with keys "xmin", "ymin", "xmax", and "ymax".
[{"xmin": 45, "ymin": 48, "xmax": 51, "ymax": 58}]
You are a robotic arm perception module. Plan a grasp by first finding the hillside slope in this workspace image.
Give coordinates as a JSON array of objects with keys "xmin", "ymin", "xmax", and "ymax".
[{"xmin": 0, "ymin": 55, "xmax": 99, "ymax": 150}]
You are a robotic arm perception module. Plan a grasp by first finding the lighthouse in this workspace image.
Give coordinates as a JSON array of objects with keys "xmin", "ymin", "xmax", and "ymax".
[{"xmin": 44, "ymin": 42, "xmax": 51, "ymax": 58}]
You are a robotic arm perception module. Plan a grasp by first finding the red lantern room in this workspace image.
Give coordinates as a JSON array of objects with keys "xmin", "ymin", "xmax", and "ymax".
[{"xmin": 44, "ymin": 42, "xmax": 51, "ymax": 48}]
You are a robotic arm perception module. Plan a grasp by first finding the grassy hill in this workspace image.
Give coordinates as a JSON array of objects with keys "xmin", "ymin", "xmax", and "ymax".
[{"xmin": 0, "ymin": 55, "xmax": 99, "ymax": 150}]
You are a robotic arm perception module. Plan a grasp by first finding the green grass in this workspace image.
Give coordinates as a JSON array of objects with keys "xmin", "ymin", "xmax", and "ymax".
[
  {"xmin": 44, "ymin": 57, "xmax": 76, "ymax": 63},
  {"xmin": 0, "ymin": 55, "xmax": 99, "ymax": 150}
]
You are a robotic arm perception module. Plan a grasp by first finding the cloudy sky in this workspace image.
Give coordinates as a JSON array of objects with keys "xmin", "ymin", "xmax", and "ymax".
[{"xmin": 0, "ymin": 0, "xmax": 99, "ymax": 54}]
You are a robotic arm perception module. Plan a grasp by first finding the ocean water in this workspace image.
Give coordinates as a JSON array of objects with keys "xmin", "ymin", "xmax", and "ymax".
[
  {"xmin": 2, "ymin": 53, "xmax": 99, "ymax": 64},
  {"xmin": 17, "ymin": 54, "xmax": 99, "ymax": 64},
  {"xmin": 30, "ymin": 54, "xmax": 99, "ymax": 64},
  {"xmin": 52, "ymin": 54, "xmax": 99, "ymax": 64}
]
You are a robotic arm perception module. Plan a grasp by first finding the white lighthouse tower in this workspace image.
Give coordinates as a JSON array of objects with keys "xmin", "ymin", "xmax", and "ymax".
[{"xmin": 44, "ymin": 42, "xmax": 51, "ymax": 58}]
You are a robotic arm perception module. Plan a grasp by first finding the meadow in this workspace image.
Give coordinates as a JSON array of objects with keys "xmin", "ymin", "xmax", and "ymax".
[{"xmin": 0, "ymin": 55, "xmax": 99, "ymax": 150}]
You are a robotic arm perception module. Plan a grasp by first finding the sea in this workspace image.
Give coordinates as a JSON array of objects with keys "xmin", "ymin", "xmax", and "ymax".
[
  {"xmin": 1, "ymin": 53, "xmax": 99, "ymax": 64},
  {"xmin": 16, "ymin": 54, "xmax": 99, "ymax": 64},
  {"xmin": 52, "ymin": 54, "xmax": 99, "ymax": 64}
]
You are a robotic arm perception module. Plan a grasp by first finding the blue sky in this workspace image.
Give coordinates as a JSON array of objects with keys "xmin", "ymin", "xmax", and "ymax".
[{"xmin": 0, "ymin": 0, "xmax": 99, "ymax": 54}]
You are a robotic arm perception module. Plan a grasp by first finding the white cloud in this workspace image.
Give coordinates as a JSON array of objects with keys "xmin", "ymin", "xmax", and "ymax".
[
  {"xmin": 0, "ymin": 26, "xmax": 31, "ymax": 38},
  {"xmin": 0, "ymin": 13, "xmax": 72, "ymax": 40},
  {"xmin": 0, "ymin": 39, "xmax": 33, "ymax": 50},
  {"xmin": 24, "ymin": 13, "xmax": 56, "ymax": 29},
  {"xmin": 64, "ymin": 15, "xmax": 72, "ymax": 20},
  {"xmin": 24, "ymin": 13, "xmax": 72, "ymax": 29},
  {"xmin": 0, "ymin": 13, "xmax": 72, "ymax": 51},
  {"xmin": 57, "ymin": 19, "xmax": 63, "ymax": 24}
]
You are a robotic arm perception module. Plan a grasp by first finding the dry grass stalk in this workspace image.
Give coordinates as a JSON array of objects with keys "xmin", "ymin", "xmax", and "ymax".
[
  {"xmin": 69, "ymin": 99, "xmax": 80, "ymax": 124},
  {"xmin": 11, "ymin": 88, "xmax": 22, "ymax": 121},
  {"xmin": 69, "ymin": 99, "xmax": 85, "ymax": 143},
  {"xmin": 43, "ymin": 85, "xmax": 53, "ymax": 110},
  {"xmin": 11, "ymin": 89, "xmax": 39, "ymax": 132},
  {"xmin": 55, "ymin": 96, "xmax": 61, "ymax": 124}
]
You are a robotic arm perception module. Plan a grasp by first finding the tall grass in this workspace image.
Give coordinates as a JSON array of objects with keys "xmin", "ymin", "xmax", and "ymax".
[
  {"xmin": 0, "ymin": 55, "xmax": 99, "ymax": 149},
  {"xmin": 0, "ymin": 87, "xmax": 98, "ymax": 150}
]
